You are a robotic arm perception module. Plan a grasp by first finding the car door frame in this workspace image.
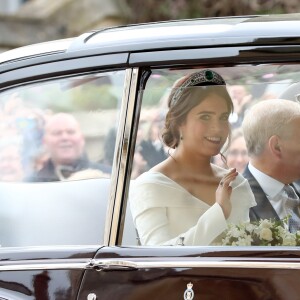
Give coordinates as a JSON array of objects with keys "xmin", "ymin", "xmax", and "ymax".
[
  {"xmin": 0, "ymin": 52, "xmax": 130, "ymax": 300},
  {"xmin": 112, "ymin": 44, "xmax": 300, "ymax": 246},
  {"xmin": 79, "ymin": 44, "xmax": 300, "ymax": 300}
]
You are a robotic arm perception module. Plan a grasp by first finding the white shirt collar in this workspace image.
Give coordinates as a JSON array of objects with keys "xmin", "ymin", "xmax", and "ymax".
[{"xmin": 248, "ymin": 162, "xmax": 284, "ymax": 198}]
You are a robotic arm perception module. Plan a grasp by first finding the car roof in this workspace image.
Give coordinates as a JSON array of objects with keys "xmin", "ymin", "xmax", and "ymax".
[
  {"xmin": 74, "ymin": 14, "xmax": 300, "ymax": 53},
  {"xmin": 0, "ymin": 38, "xmax": 74, "ymax": 64},
  {"xmin": 1, "ymin": 14, "xmax": 300, "ymax": 67}
]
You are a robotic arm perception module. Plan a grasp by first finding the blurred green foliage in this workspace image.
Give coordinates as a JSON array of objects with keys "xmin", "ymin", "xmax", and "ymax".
[
  {"xmin": 71, "ymin": 85, "xmax": 118, "ymax": 110},
  {"xmin": 17, "ymin": 82, "xmax": 119, "ymax": 113},
  {"xmin": 125, "ymin": 0, "xmax": 299, "ymax": 23}
]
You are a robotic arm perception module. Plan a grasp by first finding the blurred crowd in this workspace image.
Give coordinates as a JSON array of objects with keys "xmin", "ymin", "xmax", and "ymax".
[
  {"xmin": 0, "ymin": 83, "xmax": 282, "ymax": 182},
  {"xmin": 130, "ymin": 83, "xmax": 280, "ymax": 179},
  {"xmin": 0, "ymin": 92, "xmax": 112, "ymax": 182},
  {"xmin": 0, "ymin": 93, "xmax": 49, "ymax": 182}
]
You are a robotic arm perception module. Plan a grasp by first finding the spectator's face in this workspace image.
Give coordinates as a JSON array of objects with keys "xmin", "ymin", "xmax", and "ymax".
[
  {"xmin": 230, "ymin": 85, "xmax": 247, "ymax": 103},
  {"xmin": 227, "ymin": 136, "xmax": 249, "ymax": 173},
  {"xmin": 44, "ymin": 115, "xmax": 85, "ymax": 165},
  {"xmin": 0, "ymin": 145, "xmax": 24, "ymax": 181}
]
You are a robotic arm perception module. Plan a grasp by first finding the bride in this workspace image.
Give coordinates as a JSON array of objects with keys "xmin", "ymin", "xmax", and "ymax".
[{"xmin": 130, "ymin": 69, "xmax": 256, "ymax": 246}]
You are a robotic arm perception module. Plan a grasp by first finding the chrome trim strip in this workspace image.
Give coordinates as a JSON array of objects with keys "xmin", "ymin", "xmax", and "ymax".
[
  {"xmin": 92, "ymin": 259, "xmax": 300, "ymax": 270},
  {"xmin": 109, "ymin": 68, "xmax": 139, "ymax": 247},
  {"xmin": 0, "ymin": 258, "xmax": 91, "ymax": 271},
  {"xmin": 104, "ymin": 68, "xmax": 140, "ymax": 246},
  {"xmin": 3, "ymin": 258, "xmax": 300, "ymax": 272},
  {"xmin": 103, "ymin": 68, "xmax": 132, "ymax": 245}
]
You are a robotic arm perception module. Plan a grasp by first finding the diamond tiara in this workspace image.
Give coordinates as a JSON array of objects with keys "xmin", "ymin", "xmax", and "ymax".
[{"xmin": 171, "ymin": 69, "xmax": 226, "ymax": 106}]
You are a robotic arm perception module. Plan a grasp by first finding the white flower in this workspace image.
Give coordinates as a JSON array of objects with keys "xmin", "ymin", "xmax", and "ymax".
[
  {"xmin": 244, "ymin": 235, "xmax": 253, "ymax": 245},
  {"xmin": 222, "ymin": 236, "xmax": 230, "ymax": 245},
  {"xmin": 259, "ymin": 219, "xmax": 272, "ymax": 229},
  {"xmin": 282, "ymin": 237, "xmax": 297, "ymax": 246},
  {"xmin": 237, "ymin": 236, "xmax": 252, "ymax": 246},
  {"xmin": 236, "ymin": 239, "xmax": 247, "ymax": 246},
  {"xmin": 282, "ymin": 234, "xmax": 296, "ymax": 246},
  {"xmin": 221, "ymin": 218, "xmax": 300, "ymax": 246},
  {"xmin": 245, "ymin": 223, "xmax": 255, "ymax": 233},
  {"xmin": 229, "ymin": 227, "xmax": 242, "ymax": 238},
  {"xmin": 259, "ymin": 228, "xmax": 273, "ymax": 241}
]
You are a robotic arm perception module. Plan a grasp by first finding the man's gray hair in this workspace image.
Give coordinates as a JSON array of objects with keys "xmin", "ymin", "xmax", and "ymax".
[{"xmin": 242, "ymin": 99, "xmax": 300, "ymax": 156}]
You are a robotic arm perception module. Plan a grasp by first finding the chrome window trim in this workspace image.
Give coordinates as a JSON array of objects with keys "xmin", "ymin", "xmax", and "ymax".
[
  {"xmin": 104, "ymin": 68, "xmax": 140, "ymax": 246},
  {"xmin": 0, "ymin": 258, "xmax": 91, "ymax": 271},
  {"xmin": 1, "ymin": 257, "xmax": 300, "ymax": 271},
  {"xmin": 91, "ymin": 258, "xmax": 300, "ymax": 270}
]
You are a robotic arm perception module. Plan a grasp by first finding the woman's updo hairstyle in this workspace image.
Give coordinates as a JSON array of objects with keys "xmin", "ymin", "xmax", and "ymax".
[{"xmin": 162, "ymin": 69, "xmax": 233, "ymax": 149}]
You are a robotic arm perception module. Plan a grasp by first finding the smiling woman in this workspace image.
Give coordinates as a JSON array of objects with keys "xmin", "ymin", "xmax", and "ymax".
[{"xmin": 129, "ymin": 69, "xmax": 256, "ymax": 246}]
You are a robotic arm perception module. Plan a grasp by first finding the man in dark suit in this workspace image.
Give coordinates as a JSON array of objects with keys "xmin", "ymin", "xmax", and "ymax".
[
  {"xmin": 243, "ymin": 166, "xmax": 281, "ymax": 221},
  {"xmin": 242, "ymin": 99, "xmax": 300, "ymax": 224}
]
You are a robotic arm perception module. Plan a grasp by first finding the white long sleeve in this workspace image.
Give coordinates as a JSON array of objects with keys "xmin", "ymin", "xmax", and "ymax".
[{"xmin": 130, "ymin": 171, "xmax": 256, "ymax": 246}]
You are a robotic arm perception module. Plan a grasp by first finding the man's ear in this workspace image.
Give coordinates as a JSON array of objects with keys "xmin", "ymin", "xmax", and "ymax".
[{"xmin": 269, "ymin": 135, "xmax": 281, "ymax": 157}]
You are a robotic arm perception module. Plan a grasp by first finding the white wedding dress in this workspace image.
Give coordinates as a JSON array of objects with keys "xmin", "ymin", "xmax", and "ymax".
[{"xmin": 130, "ymin": 171, "xmax": 256, "ymax": 246}]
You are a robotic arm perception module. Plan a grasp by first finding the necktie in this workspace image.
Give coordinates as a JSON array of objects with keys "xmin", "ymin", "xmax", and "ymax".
[{"xmin": 284, "ymin": 184, "xmax": 300, "ymax": 233}]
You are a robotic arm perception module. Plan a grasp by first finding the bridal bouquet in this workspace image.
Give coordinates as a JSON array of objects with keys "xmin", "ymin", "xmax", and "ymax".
[{"xmin": 222, "ymin": 217, "xmax": 300, "ymax": 246}]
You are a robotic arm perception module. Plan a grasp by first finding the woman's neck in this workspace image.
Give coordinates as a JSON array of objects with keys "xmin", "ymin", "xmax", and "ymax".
[{"xmin": 172, "ymin": 147, "xmax": 213, "ymax": 175}]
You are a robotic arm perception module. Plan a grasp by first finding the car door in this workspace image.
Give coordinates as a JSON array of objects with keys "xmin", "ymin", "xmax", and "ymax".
[
  {"xmin": 78, "ymin": 46, "xmax": 300, "ymax": 300},
  {"xmin": 0, "ymin": 53, "xmax": 129, "ymax": 299}
]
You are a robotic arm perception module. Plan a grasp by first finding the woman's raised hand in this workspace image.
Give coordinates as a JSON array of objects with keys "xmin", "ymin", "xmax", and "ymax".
[{"xmin": 216, "ymin": 168, "xmax": 238, "ymax": 219}]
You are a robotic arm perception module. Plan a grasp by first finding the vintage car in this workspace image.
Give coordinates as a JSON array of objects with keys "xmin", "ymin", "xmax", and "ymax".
[{"xmin": 1, "ymin": 13, "xmax": 300, "ymax": 300}]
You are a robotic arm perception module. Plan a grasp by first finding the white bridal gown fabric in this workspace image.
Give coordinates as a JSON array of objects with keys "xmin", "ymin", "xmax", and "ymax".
[{"xmin": 130, "ymin": 171, "xmax": 256, "ymax": 246}]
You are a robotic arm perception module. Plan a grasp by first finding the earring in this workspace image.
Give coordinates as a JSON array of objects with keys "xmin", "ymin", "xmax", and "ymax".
[{"xmin": 180, "ymin": 132, "xmax": 183, "ymax": 140}]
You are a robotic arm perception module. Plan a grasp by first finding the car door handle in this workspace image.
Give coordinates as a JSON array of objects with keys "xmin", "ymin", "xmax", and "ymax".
[{"xmin": 86, "ymin": 259, "xmax": 138, "ymax": 271}]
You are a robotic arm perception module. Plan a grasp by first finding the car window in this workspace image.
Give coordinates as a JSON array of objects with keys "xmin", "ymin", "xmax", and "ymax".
[
  {"xmin": 122, "ymin": 64, "xmax": 300, "ymax": 247},
  {"xmin": 0, "ymin": 70, "xmax": 125, "ymax": 247}
]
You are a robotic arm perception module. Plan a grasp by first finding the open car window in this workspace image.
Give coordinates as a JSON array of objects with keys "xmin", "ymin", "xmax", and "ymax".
[
  {"xmin": 122, "ymin": 64, "xmax": 300, "ymax": 247},
  {"xmin": 0, "ymin": 70, "xmax": 126, "ymax": 247}
]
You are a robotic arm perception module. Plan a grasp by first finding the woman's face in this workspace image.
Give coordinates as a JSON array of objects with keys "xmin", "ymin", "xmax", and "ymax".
[
  {"xmin": 179, "ymin": 93, "xmax": 230, "ymax": 157},
  {"xmin": 227, "ymin": 136, "xmax": 248, "ymax": 173}
]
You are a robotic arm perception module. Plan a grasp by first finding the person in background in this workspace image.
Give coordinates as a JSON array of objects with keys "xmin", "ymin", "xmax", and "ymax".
[
  {"xmin": 226, "ymin": 127, "xmax": 249, "ymax": 173},
  {"xmin": 131, "ymin": 145, "xmax": 148, "ymax": 179},
  {"xmin": 0, "ymin": 139, "xmax": 24, "ymax": 182},
  {"xmin": 31, "ymin": 146, "xmax": 49, "ymax": 173},
  {"xmin": 28, "ymin": 113, "xmax": 111, "ymax": 181},
  {"xmin": 102, "ymin": 127, "xmax": 117, "ymax": 167},
  {"xmin": 139, "ymin": 116, "xmax": 167, "ymax": 168},
  {"xmin": 242, "ymin": 99, "xmax": 300, "ymax": 232},
  {"xmin": 14, "ymin": 107, "xmax": 46, "ymax": 175},
  {"xmin": 130, "ymin": 69, "xmax": 256, "ymax": 246},
  {"xmin": 228, "ymin": 85, "xmax": 252, "ymax": 128}
]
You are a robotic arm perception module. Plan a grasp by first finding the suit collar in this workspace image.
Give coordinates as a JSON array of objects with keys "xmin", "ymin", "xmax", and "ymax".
[
  {"xmin": 243, "ymin": 165, "xmax": 280, "ymax": 221},
  {"xmin": 248, "ymin": 163, "xmax": 284, "ymax": 198}
]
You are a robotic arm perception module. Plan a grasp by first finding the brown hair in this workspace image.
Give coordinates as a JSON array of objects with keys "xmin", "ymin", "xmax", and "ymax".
[{"xmin": 162, "ymin": 71, "xmax": 233, "ymax": 149}]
